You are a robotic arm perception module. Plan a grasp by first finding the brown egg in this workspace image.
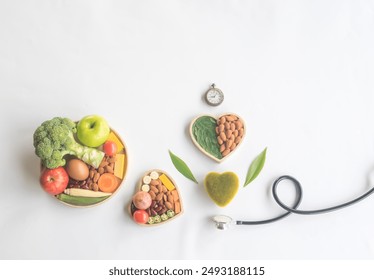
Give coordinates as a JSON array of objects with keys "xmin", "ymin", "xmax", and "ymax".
[{"xmin": 65, "ymin": 159, "xmax": 89, "ymax": 181}]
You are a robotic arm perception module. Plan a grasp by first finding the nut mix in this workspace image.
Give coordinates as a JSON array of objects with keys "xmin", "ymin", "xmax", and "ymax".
[
  {"xmin": 215, "ymin": 114, "xmax": 244, "ymax": 157},
  {"xmin": 67, "ymin": 155, "xmax": 116, "ymax": 191}
]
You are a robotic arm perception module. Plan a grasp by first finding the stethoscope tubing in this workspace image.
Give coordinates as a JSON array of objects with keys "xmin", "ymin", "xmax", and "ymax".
[{"xmin": 236, "ymin": 175, "xmax": 374, "ymax": 226}]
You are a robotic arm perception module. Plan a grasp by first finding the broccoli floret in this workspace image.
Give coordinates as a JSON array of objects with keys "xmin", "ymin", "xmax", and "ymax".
[{"xmin": 33, "ymin": 117, "xmax": 105, "ymax": 169}]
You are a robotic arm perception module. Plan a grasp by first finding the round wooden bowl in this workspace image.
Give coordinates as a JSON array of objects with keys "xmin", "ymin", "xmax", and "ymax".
[{"xmin": 40, "ymin": 127, "xmax": 128, "ymax": 208}]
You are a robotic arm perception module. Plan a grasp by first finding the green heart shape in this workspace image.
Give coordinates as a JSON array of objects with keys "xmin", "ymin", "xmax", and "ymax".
[
  {"xmin": 191, "ymin": 116, "xmax": 222, "ymax": 160},
  {"xmin": 204, "ymin": 172, "xmax": 239, "ymax": 207}
]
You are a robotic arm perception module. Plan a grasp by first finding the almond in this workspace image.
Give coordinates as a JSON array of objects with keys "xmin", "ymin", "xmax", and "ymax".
[
  {"xmin": 93, "ymin": 173, "xmax": 100, "ymax": 183},
  {"xmin": 157, "ymin": 184, "xmax": 163, "ymax": 193},
  {"xmin": 150, "ymin": 186, "xmax": 159, "ymax": 194},
  {"xmin": 218, "ymin": 124, "xmax": 224, "ymax": 133},
  {"xmin": 219, "ymin": 116, "xmax": 226, "ymax": 124},
  {"xmin": 108, "ymin": 157, "xmax": 116, "ymax": 163},
  {"xmin": 230, "ymin": 123, "xmax": 235, "ymax": 131},
  {"xmin": 149, "ymin": 191, "xmax": 156, "ymax": 200},
  {"xmin": 162, "ymin": 185, "xmax": 168, "ymax": 193},
  {"xmin": 235, "ymin": 136, "xmax": 242, "ymax": 144},
  {"xmin": 220, "ymin": 144, "xmax": 225, "ymax": 152},
  {"xmin": 156, "ymin": 193, "xmax": 164, "ymax": 201},
  {"xmin": 150, "ymin": 179, "xmax": 159, "ymax": 186},
  {"xmin": 99, "ymin": 161, "xmax": 108, "ymax": 168},
  {"xmin": 222, "ymin": 149, "xmax": 230, "ymax": 156},
  {"xmin": 235, "ymin": 120, "xmax": 243, "ymax": 129},
  {"xmin": 217, "ymin": 136, "xmax": 223, "ymax": 145},
  {"xmin": 165, "ymin": 201, "xmax": 174, "ymax": 210},
  {"xmin": 226, "ymin": 115, "xmax": 238, "ymax": 121},
  {"xmin": 105, "ymin": 166, "xmax": 114, "ymax": 173},
  {"xmin": 226, "ymin": 140, "xmax": 233, "ymax": 149},
  {"xmin": 220, "ymin": 131, "xmax": 227, "ymax": 141},
  {"xmin": 226, "ymin": 129, "xmax": 232, "ymax": 139}
]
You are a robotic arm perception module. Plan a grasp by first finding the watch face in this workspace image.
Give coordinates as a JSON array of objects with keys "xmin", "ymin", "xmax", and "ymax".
[{"xmin": 206, "ymin": 89, "xmax": 224, "ymax": 106}]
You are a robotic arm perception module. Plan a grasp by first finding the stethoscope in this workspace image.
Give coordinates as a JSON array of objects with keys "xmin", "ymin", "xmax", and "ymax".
[{"xmin": 213, "ymin": 175, "xmax": 374, "ymax": 230}]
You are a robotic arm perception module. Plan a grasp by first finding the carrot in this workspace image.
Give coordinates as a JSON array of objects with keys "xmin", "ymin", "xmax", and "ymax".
[{"xmin": 98, "ymin": 173, "xmax": 120, "ymax": 193}]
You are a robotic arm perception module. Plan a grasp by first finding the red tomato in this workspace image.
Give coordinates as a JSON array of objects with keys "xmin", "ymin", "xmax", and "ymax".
[
  {"xmin": 103, "ymin": 141, "xmax": 117, "ymax": 156},
  {"xmin": 133, "ymin": 210, "xmax": 149, "ymax": 224},
  {"xmin": 40, "ymin": 167, "xmax": 69, "ymax": 195}
]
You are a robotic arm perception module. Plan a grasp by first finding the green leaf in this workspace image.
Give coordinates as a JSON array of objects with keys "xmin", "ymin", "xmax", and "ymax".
[
  {"xmin": 192, "ymin": 116, "xmax": 222, "ymax": 159},
  {"xmin": 169, "ymin": 150, "xmax": 198, "ymax": 184},
  {"xmin": 243, "ymin": 147, "xmax": 267, "ymax": 187}
]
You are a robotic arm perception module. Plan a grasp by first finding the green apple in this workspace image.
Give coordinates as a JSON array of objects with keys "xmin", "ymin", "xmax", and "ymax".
[{"xmin": 77, "ymin": 115, "xmax": 110, "ymax": 147}]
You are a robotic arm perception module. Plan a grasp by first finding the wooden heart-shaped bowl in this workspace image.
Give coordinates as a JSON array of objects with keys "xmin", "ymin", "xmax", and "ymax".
[
  {"xmin": 40, "ymin": 128, "xmax": 128, "ymax": 208},
  {"xmin": 189, "ymin": 113, "xmax": 246, "ymax": 163},
  {"xmin": 129, "ymin": 169, "xmax": 183, "ymax": 226}
]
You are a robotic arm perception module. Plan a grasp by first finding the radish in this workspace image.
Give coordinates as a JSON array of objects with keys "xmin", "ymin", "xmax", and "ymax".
[{"xmin": 132, "ymin": 191, "xmax": 152, "ymax": 210}]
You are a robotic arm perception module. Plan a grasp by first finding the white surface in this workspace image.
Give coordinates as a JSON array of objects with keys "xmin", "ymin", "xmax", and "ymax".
[{"xmin": 1, "ymin": 0, "xmax": 374, "ymax": 260}]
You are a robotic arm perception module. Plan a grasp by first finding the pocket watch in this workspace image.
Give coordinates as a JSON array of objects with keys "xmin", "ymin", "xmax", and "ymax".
[{"xmin": 205, "ymin": 84, "xmax": 224, "ymax": 106}]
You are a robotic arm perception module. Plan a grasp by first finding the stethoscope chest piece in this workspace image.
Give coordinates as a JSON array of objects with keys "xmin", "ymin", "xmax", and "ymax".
[{"xmin": 213, "ymin": 215, "xmax": 233, "ymax": 230}]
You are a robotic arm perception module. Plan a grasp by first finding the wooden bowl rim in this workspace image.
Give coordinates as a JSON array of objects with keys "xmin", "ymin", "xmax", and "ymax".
[{"xmin": 189, "ymin": 113, "xmax": 246, "ymax": 163}]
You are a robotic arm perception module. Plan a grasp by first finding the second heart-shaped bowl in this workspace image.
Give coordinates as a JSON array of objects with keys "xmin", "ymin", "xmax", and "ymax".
[
  {"xmin": 129, "ymin": 169, "xmax": 183, "ymax": 226},
  {"xmin": 189, "ymin": 113, "xmax": 246, "ymax": 163}
]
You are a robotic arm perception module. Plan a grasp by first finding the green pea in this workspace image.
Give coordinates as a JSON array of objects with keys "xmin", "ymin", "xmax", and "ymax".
[
  {"xmin": 154, "ymin": 215, "xmax": 161, "ymax": 223},
  {"xmin": 167, "ymin": 210, "xmax": 175, "ymax": 218}
]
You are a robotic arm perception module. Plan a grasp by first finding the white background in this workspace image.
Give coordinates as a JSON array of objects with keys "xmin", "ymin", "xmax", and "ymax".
[{"xmin": 1, "ymin": 0, "xmax": 374, "ymax": 260}]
